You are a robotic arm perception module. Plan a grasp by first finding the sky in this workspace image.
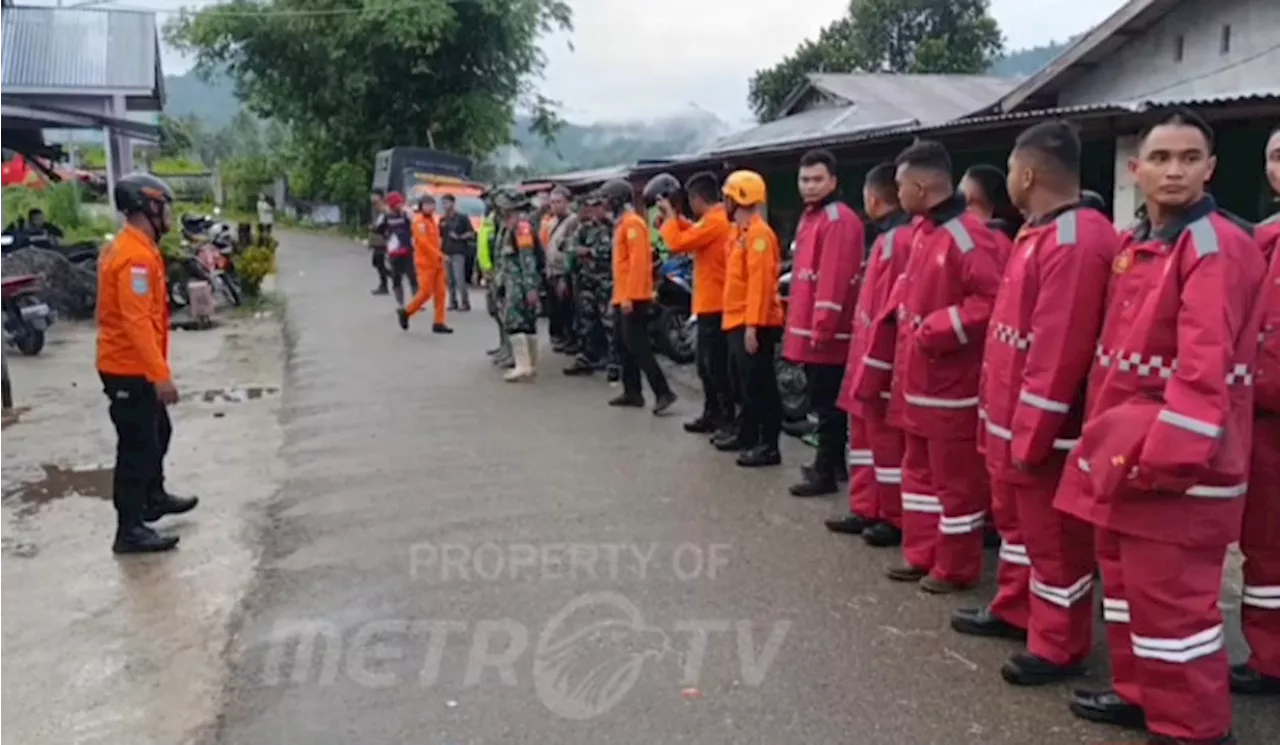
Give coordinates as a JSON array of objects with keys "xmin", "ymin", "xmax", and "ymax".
[{"xmin": 23, "ymin": 0, "xmax": 1128, "ymax": 124}]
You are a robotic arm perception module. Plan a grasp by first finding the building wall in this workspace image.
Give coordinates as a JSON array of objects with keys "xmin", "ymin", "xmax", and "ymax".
[{"xmin": 1061, "ymin": 0, "xmax": 1280, "ymax": 106}]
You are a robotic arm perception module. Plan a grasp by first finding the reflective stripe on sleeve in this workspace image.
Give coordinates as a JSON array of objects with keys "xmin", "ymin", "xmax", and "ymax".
[
  {"xmin": 814, "ymin": 300, "xmax": 843, "ymax": 312},
  {"xmin": 904, "ymin": 393, "xmax": 979, "ymax": 409},
  {"xmin": 1018, "ymin": 389, "xmax": 1070, "ymax": 414},
  {"xmin": 947, "ymin": 305, "xmax": 968, "ymax": 344},
  {"xmin": 862, "ymin": 356, "xmax": 893, "ymax": 371},
  {"xmin": 1157, "ymin": 409, "xmax": 1223, "ymax": 438}
]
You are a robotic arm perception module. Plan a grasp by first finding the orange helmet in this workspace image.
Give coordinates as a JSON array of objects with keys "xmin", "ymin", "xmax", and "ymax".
[{"xmin": 722, "ymin": 170, "xmax": 766, "ymax": 207}]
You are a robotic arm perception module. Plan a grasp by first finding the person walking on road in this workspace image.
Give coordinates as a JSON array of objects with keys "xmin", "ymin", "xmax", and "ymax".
[
  {"xmin": 783, "ymin": 149, "xmax": 866, "ymax": 497},
  {"xmin": 368, "ymin": 189, "xmax": 391, "ymax": 295},
  {"xmin": 829, "ymin": 163, "xmax": 912, "ymax": 546},
  {"xmin": 953, "ymin": 121, "xmax": 1117, "ymax": 688},
  {"xmin": 439, "ymin": 194, "xmax": 475, "ymax": 311},
  {"xmin": 563, "ymin": 192, "xmax": 615, "ymax": 376},
  {"xmin": 96, "ymin": 173, "xmax": 198, "ymax": 554},
  {"xmin": 599, "ymin": 178, "xmax": 677, "ymax": 414},
  {"xmin": 1234, "ymin": 125, "xmax": 1280, "ymax": 699},
  {"xmin": 380, "ymin": 192, "xmax": 419, "ymax": 309},
  {"xmin": 495, "ymin": 190, "xmax": 543, "ymax": 382},
  {"xmin": 400, "ymin": 195, "xmax": 453, "ymax": 334},
  {"xmin": 717, "ymin": 170, "xmax": 785, "ymax": 468},
  {"xmin": 656, "ymin": 171, "xmax": 735, "ymax": 437},
  {"xmin": 1058, "ymin": 109, "xmax": 1265, "ymax": 745}
]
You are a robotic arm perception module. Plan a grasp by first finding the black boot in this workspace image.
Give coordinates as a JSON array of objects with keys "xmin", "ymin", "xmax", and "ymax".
[
  {"xmin": 710, "ymin": 420, "xmax": 741, "ymax": 445},
  {"xmin": 1067, "ymin": 689, "xmax": 1146, "ymax": 731},
  {"xmin": 563, "ymin": 358, "xmax": 597, "ymax": 376},
  {"xmin": 608, "ymin": 393, "xmax": 645, "ymax": 408},
  {"xmin": 1229, "ymin": 663, "xmax": 1280, "ymax": 695},
  {"xmin": 372, "ymin": 285, "xmax": 389, "ymax": 296},
  {"xmin": 713, "ymin": 433, "xmax": 754, "ymax": 452},
  {"xmin": 143, "ymin": 492, "xmax": 199, "ymax": 522},
  {"xmin": 560, "ymin": 343, "xmax": 581, "ymax": 356},
  {"xmin": 683, "ymin": 415, "xmax": 719, "ymax": 434},
  {"xmin": 432, "ymin": 323, "xmax": 454, "ymax": 334},
  {"xmin": 789, "ymin": 469, "xmax": 839, "ymax": 497},
  {"xmin": 605, "ymin": 365, "xmax": 621, "ymax": 383},
  {"xmin": 653, "ymin": 392, "xmax": 678, "ymax": 416},
  {"xmin": 863, "ymin": 522, "xmax": 902, "ymax": 547},
  {"xmin": 825, "ymin": 514, "xmax": 875, "ymax": 535},
  {"xmin": 397, "ymin": 308, "xmax": 409, "ymax": 330},
  {"xmin": 113, "ymin": 523, "xmax": 179, "ymax": 554},
  {"xmin": 1001, "ymin": 651, "xmax": 1085, "ymax": 686},
  {"xmin": 950, "ymin": 607, "xmax": 1027, "ymax": 640},
  {"xmin": 736, "ymin": 444, "xmax": 781, "ymax": 468}
]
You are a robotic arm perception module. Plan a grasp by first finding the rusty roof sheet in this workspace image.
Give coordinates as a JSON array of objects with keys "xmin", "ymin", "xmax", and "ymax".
[{"xmin": 1, "ymin": 7, "xmax": 160, "ymax": 94}]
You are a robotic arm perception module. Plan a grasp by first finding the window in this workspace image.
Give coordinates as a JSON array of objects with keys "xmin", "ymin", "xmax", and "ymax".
[
  {"xmin": 1174, "ymin": 34, "xmax": 1185, "ymax": 62},
  {"xmin": 1220, "ymin": 25, "xmax": 1232, "ymax": 55}
]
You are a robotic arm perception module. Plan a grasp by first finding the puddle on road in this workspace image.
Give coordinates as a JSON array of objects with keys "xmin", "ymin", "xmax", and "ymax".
[
  {"xmin": 199, "ymin": 385, "xmax": 280, "ymax": 404},
  {"xmin": 2, "ymin": 464, "xmax": 113, "ymax": 518},
  {"xmin": 2, "ymin": 405, "xmax": 32, "ymax": 429}
]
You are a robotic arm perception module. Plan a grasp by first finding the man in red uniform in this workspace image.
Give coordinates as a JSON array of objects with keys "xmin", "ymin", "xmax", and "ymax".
[
  {"xmin": 952, "ymin": 122, "xmax": 1118, "ymax": 687},
  {"xmin": 870, "ymin": 140, "xmax": 1004, "ymax": 593},
  {"xmin": 783, "ymin": 149, "xmax": 866, "ymax": 497},
  {"xmin": 1234, "ymin": 124, "xmax": 1280, "ymax": 697},
  {"xmin": 1060, "ymin": 109, "xmax": 1265, "ymax": 745},
  {"xmin": 97, "ymin": 174, "xmax": 198, "ymax": 554},
  {"xmin": 829, "ymin": 163, "xmax": 911, "ymax": 546}
]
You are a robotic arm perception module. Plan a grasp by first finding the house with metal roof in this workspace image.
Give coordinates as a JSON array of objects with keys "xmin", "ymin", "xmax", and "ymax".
[{"xmin": 1, "ymin": 4, "xmax": 165, "ymax": 206}]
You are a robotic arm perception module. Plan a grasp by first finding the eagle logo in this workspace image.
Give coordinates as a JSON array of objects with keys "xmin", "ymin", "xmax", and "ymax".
[{"xmin": 533, "ymin": 592, "xmax": 671, "ymax": 720}]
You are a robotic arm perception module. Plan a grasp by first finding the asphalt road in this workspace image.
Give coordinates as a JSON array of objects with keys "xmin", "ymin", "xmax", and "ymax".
[{"xmin": 210, "ymin": 233, "xmax": 1279, "ymax": 745}]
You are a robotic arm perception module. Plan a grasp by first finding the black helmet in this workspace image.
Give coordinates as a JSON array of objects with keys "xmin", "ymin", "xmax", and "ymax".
[
  {"xmin": 598, "ymin": 179, "xmax": 634, "ymax": 210},
  {"xmin": 641, "ymin": 173, "xmax": 682, "ymax": 207},
  {"xmin": 114, "ymin": 172, "xmax": 174, "ymax": 216}
]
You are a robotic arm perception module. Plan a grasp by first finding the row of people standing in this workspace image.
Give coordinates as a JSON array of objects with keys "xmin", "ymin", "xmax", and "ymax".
[{"xmin": 784, "ymin": 111, "xmax": 1274, "ymax": 745}]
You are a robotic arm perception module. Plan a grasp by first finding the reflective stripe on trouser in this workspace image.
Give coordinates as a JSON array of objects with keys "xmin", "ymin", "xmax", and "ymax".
[
  {"xmin": 864, "ymin": 413, "xmax": 904, "ymax": 528},
  {"xmin": 1097, "ymin": 527, "xmax": 1232, "ymax": 741},
  {"xmin": 1242, "ymin": 418, "xmax": 1280, "ymax": 677},
  {"xmin": 846, "ymin": 415, "xmax": 875, "ymax": 516},
  {"xmin": 1017, "ymin": 476, "xmax": 1096, "ymax": 665},
  {"xmin": 900, "ymin": 434, "xmax": 989, "ymax": 584},
  {"xmin": 987, "ymin": 477, "xmax": 1030, "ymax": 630}
]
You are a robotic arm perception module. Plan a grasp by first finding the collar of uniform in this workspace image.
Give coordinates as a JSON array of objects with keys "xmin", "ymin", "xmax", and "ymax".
[
  {"xmin": 119, "ymin": 222, "xmax": 159, "ymax": 252},
  {"xmin": 1132, "ymin": 195, "xmax": 1216, "ymax": 244},
  {"xmin": 875, "ymin": 210, "xmax": 911, "ymax": 232},
  {"xmin": 1026, "ymin": 201, "xmax": 1082, "ymax": 228},
  {"xmin": 923, "ymin": 193, "xmax": 966, "ymax": 226},
  {"xmin": 803, "ymin": 191, "xmax": 838, "ymax": 212}
]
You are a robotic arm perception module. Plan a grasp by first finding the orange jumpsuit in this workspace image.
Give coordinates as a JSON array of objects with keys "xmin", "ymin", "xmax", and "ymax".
[{"xmin": 405, "ymin": 212, "xmax": 447, "ymax": 324}]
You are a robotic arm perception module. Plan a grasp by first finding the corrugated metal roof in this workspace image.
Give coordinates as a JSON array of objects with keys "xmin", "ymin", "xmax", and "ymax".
[
  {"xmin": 704, "ymin": 106, "xmax": 913, "ymax": 155},
  {"xmin": 804, "ymin": 73, "xmax": 1023, "ymax": 123},
  {"xmin": 543, "ymin": 164, "xmax": 630, "ymax": 187},
  {"xmin": 1, "ymin": 7, "xmax": 160, "ymax": 93}
]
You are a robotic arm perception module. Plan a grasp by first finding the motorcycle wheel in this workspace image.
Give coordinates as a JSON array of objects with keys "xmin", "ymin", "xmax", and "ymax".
[
  {"xmin": 15, "ymin": 328, "xmax": 45, "ymax": 356},
  {"xmin": 219, "ymin": 273, "xmax": 244, "ymax": 307},
  {"xmin": 167, "ymin": 265, "xmax": 191, "ymax": 309},
  {"xmin": 774, "ymin": 346, "xmax": 809, "ymax": 421},
  {"xmin": 654, "ymin": 306, "xmax": 696, "ymax": 364}
]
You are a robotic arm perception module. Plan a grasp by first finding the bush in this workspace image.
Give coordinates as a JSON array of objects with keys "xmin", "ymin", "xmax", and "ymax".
[
  {"xmin": 237, "ymin": 244, "xmax": 277, "ymax": 297},
  {"xmin": 2, "ymin": 183, "xmax": 116, "ymax": 245}
]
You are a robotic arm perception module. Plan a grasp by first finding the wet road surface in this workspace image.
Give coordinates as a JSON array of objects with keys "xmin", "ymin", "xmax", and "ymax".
[{"xmin": 212, "ymin": 233, "xmax": 1279, "ymax": 745}]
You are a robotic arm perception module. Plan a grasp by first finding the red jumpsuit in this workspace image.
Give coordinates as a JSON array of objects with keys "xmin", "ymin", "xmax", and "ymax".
[
  {"xmin": 1055, "ymin": 198, "xmax": 1266, "ymax": 741},
  {"xmin": 1243, "ymin": 214, "xmax": 1280, "ymax": 679},
  {"xmin": 860, "ymin": 195, "xmax": 1003, "ymax": 585},
  {"xmin": 838, "ymin": 213, "xmax": 913, "ymax": 525},
  {"xmin": 979, "ymin": 206, "xmax": 1117, "ymax": 660}
]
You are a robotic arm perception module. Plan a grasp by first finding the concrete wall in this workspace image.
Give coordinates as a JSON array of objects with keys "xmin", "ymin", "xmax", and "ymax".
[{"xmin": 1061, "ymin": 0, "xmax": 1280, "ymax": 105}]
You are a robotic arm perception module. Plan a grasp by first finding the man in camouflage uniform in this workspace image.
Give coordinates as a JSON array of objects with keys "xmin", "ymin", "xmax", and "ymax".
[
  {"xmin": 563, "ymin": 192, "xmax": 615, "ymax": 376},
  {"xmin": 495, "ymin": 190, "xmax": 544, "ymax": 381},
  {"xmin": 484, "ymin": 192, "xmax": 515, "ymax": 369}
]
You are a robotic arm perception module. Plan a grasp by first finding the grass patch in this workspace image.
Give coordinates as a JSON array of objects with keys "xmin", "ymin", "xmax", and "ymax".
[{"xmin": 233, "ymin": 288, "xmax": 285, "ymax": 319}]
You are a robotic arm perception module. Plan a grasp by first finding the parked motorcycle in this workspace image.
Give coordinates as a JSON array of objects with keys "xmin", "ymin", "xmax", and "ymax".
[
  {"xmin": 2, "ymin": 273, "xmax": 55, "ymax": 356},
  {"xmin": 174, "ymin": 213, "xmax": 243, "ymax": 308},
  {"xmin": 776, "ymin": 248, "xmax": 809, "ymax": 422},
  {"xmin": 652, "ymin": 254, "xmax": 696, "ymax": 364}
]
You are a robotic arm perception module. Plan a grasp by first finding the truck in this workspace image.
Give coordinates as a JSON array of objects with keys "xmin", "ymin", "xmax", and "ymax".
[{"xmin": 371, "ymin": 147, "xmax": 487, "ymax": 231}]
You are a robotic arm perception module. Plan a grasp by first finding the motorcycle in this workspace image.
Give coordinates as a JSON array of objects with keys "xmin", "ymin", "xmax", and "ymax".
[
  {"xmin": 2, "ymin": 273, "xmax": 55, "ymax": 356},
  {"xmin": 652, "ymin": 254, "xmax": 696, "ymax": 364},
  {"xmin": 175, "ymin": 213, "xmax": 243, "ymax": 308},
  {"xmin": 775, "ymin": 247, "xmax": 810, "ymax": 422}
]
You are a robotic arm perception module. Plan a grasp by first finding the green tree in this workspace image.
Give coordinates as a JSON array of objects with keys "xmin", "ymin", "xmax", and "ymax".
[
  {"xmin": 166, "ymin": 0, "xmax": 572, "ymax": 207},
  {"xmin": 747, "ymin": 0, "xmax": 1004, "ymax": 121},
  {"xmin": 158, "ymin": 113, "xmax": 196, "ymax": 157}
]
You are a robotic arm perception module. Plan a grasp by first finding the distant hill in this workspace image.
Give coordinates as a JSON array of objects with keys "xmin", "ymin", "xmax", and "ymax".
[
  {"xmin": 988, "ymin": 38, "xmax": 1073, "ymax": 77},
  {"xmin": 164, "ymin": 69, "xmax": 241, "ymax": 129}
]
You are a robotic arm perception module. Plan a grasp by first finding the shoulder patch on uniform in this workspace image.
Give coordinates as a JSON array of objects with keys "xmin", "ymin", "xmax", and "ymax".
[
  {"xmin": 516, "ymin": 221, "xmax": 535, "ymax": 249},
  {"xmin": 130, "ymin": 265, "xmax": 150, "ymax": 295},
  {"xmin": 1187, "ymin": 216, "xmax": 1219, "ymax": 258},
  {"xmin": 752, "ymin": 237, "xmax": 767, "ymax": 253},
  {"xmin": 943, "ymin": 218, "xmax": 975, "ymax": 254},
  {"xmin": 627, "ymin": 227, "xmax": 639, "ymax": 241},
  {"xmin": 824, "ymin": 203, "xmax": 840, "ymax": 221},
  {"xmin": 880, "ymin": 228, "xmax": 897, "ymax": 259},
  {"xmin": 1055, "ymin": 210, "xmax": 1079, "ymax": 246}
]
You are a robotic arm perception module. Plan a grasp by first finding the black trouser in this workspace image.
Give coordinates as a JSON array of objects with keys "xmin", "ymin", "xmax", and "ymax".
[
  {"xmin": 465, "ymin": 248, "xmax": 477, "ymax": 285},
  {"xmin": 100, "ymin": 373, "xmax": 171, "ymax": 527},
  {"xmin": 548, "ymin": 275, "xmax": 575, "ymax": 342},
  {"xmin": 728, "ymin": 326, "xmax": 782, "ymax": 448},
  {"xmin": 371, "ymin": 247, "xmax": 389, "ymax": 289},
  {"xmin": 617, "ymin": 302, "xmax": 671, "ymax": 398},
  {"xmin": 805, "ymin": 363, "xmax": 848, "ymax": 476},
  {"xmin": 388, "ymin": 253, "xmax": 418, "ymax": 306},
  {"xmin": 695, "ymin": 313, "xmax": 734, "ymax": 424}
]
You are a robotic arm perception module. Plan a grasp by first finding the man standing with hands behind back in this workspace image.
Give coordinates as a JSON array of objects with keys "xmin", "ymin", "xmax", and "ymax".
[
  {"xmin": 439, "ymin": 194, "xmax": 475, "ymax": 311},
  {"xmin": 97, "ymin": 173, "xmax": 198, "ymax": 554},
  {"xmin": 784, "ymin": 149, "xmax": 866, "ymax": 497}
]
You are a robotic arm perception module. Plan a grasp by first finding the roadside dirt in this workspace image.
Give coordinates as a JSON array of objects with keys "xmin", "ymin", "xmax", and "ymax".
[{"xmin": 1, "ymin": 311, "xmax": 284, "ymax": 745}]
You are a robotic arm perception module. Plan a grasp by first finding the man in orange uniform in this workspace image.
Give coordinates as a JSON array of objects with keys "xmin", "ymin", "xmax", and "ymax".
[
  {"xmin": 399, "ymin": 195, "xmax": 453, "ymax": 333},
  {"xmin": 657, "ymin": 171, "xmax": 734, "ymax": 435},
  {"xmin": 721, "ymin": 170, "xmax": 786, "ymax": 467},
  {"xmin": 598, "ymin": 178, "xmax": 677, "ymax": 414},
  {"xmin": 1234, "ymin": 124, "xmax": 1280, "ymax": 697},
  {"xmin": 97, "ymin": 174, "xmax": 197, "ymax": 554}
]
